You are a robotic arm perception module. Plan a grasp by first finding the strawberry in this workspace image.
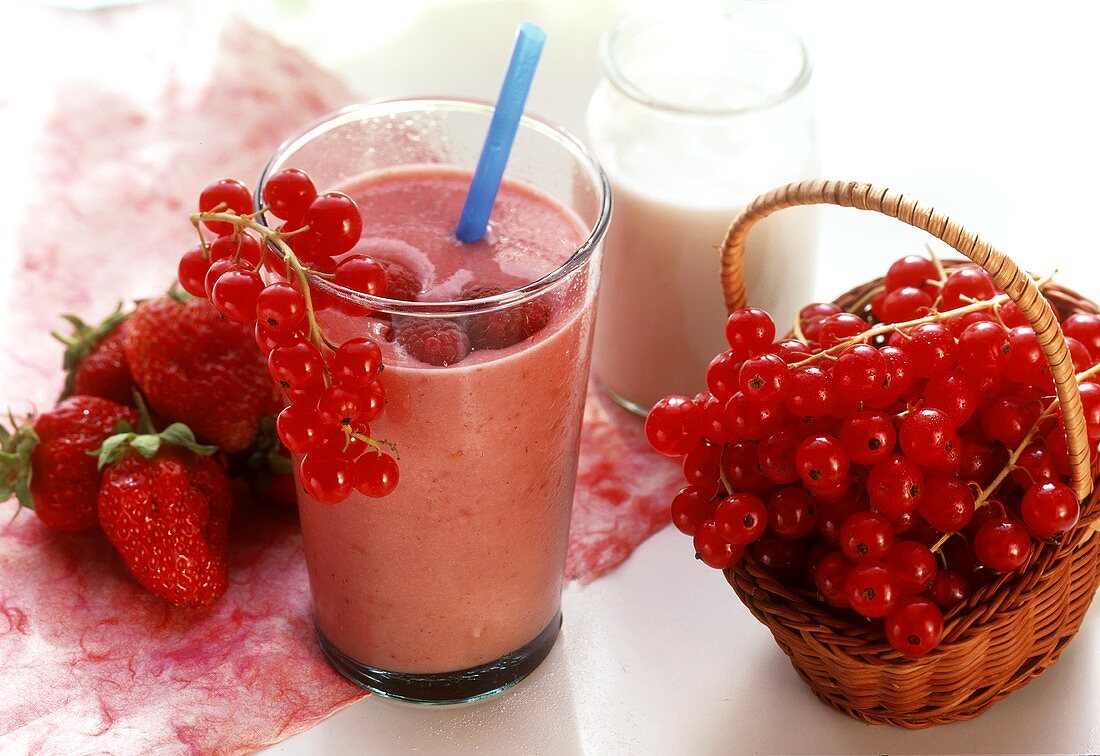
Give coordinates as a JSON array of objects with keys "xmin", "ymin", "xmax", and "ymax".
[
  {"xmin": 396, "ymin": 319, "xmax": 471, "ymax": 366},
  {"xmin": 0, "ymin": 396, "xmax": 138, "ymax": 531},
  {"xmin": 95, "ymin": 422, "xmax": 231, "ymax": 608},
  {"xmin": 460, "ymin": 285, "xmax": 552, "ymax": 350},
  {"xmin": 124, "ymin": 295, "xmax": 281, "ymax": 452},
  {"xmin": 53, "ymin": 304, "xmax": 136, "ymax": 405}
]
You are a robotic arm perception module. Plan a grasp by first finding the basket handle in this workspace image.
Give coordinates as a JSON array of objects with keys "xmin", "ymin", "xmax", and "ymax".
[{"xmin": 719, "ymin": 179, "xmax": 1093, "ymax": 502}]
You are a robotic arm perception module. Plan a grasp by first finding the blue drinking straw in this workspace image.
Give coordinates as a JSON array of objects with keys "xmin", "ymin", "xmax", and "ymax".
[{"xmin": 455, "ymin": 22, "xmax": 546, "ymax": 243}]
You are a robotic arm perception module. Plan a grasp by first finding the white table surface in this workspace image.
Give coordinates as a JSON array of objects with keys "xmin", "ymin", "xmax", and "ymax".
[{"xmin": 259, "ymin": 2, "xmax": 1100, "ymax": 753}]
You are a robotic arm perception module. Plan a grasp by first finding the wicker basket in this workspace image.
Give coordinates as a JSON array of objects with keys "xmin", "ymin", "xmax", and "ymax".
[{"xmin": 718, "ymin": 179, "xmax": 1100, "ymax": 728}]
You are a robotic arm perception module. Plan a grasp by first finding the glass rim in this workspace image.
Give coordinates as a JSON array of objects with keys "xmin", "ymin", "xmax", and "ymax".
[
  {"xmin": 255, "ymin": 96, "xmax": 611, "ymax": 317},
  {"xmin": 600, "ymin": 7, "xmax": 811, "ymax": 117}
]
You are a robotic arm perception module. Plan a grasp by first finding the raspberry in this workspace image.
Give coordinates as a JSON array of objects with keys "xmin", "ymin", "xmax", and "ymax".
[
  {"xmin": 460, "ymin": 285, "xmax": 551, "ymax": 350},
  {"xmin": 379, "ymin": 260, "xmax": 422, "ymax": 301},
  {"xmin": 397, "ymin": 320, "xmax": 471, "ymax": 366}
]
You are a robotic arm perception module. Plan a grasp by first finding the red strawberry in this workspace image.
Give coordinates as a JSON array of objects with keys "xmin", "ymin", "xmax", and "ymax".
[
  {"xmin": 379, "ymin": 260, "xmax": 421, "ymax": 301},
  {"xmin": 396, "ymin": 320, "xmax": 471, "ymax": 366},
  {"xmin": 0, "ymin": 396, "xmax": 138, "ymax": 531},
  {"xmin": 96, "ymin": 422, "xmax": 231, "ymax": 608},
  {"xmin": 124, "ymin": 295, "xmax": 281, "ymax": 452},
  {"xmin": 53, "ymin": 304, "xmax": 136, "ymax": 405},
  {"xmin": 460, "ymin": 285, "xmax": 552, "ymax": 350}
]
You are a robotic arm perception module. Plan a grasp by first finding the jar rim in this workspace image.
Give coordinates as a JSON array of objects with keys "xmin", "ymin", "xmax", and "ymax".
[{"xmin": 600, "ymin": 7, "xmax": 812, "ymax": 117}]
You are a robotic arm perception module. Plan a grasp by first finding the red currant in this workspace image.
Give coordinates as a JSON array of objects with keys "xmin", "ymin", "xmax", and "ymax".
[
  {"xmin": 263, "ymin": 168, "xmax": 317, "ymax": 222},
  {"xmin": 178, "ymin": 245, "xmax": 211, "ymax": 298},
  {"xmin": 1079, "ymin": 381, "xmax": 1100, "ymax": 440},
  {"xmin": 751, "ymin": 533, "xmax": 807, "ymax": 581},
  {"xmin": 885, "ymin": 597, "xmax": 943, "ymax": 657},
  {"xmin": 885, "ymin": 255, "xmax": 938, "ymax": 292},
  {"xmin": 795, "ymin": 435, "xmax": 849, "ymax": 488},
  {"xmin": 268, "ymin": 342, "xmax": 325, "ymax": 390},
  {"xmin": 332, "ymin": 337, "xmax": 383, "ymax": 386},
  {"xmin": 720, "ymin": 441, "xmax": 771, "ymax": 494},
  {"xmin": 918, "ymin": 474, "xmax": 975, "ymax": 532},
  {"xmin": 204, "ymin": 258, "xmax": 238, "ymax": 298},
  {"xmin": 923, "ymin": 372, "xmax": 979, "ymax": 426},
  {"xmin": 928, "ymin": 567, "xmax": 971, "ymax": 608},
  {"xmin": 1021, "ymin": 481, "xmax": 1080, "ymax": 538},
  {"xmin": 839, "ymin": 410, "xmax": 896, "ymax": 465},
  {"xmin": 840, "ymin": 510, "xmax": 894, "ymax": 562},
  {"xmin": 758, "ymin": 428, "xmax": 800, "ymax": 485},
  {"xmin": 768, "ymin": 487, "xmax": 818, "ymax": 539},
  {"xmin": 693, "ymin": 520, "xmax": 743, "ymax": 569},
  {"xmin": 783, "ymin": 366, "xmax": 838, "ymax": 417},
  {"xmin": 957, "ymin": 320, "xmax": 1011, "ymax": 375},
  {"xmin": 1063, "ymin": 312, "xmax": 1100, "ymax": 360},
  {"xmin": 646, "ymin": 396, "xmax": 704, "ymax": 456},
  {"xmin": 353, "ymin": 451, "xmax": 399, "ymax": 498},
  {"xmin": 845, "ymin": 563, "xmax": 898, "ymax": 618},
  {"xmin": 210, "ymin": 267, "xmax": 264, "ymax": 324},
  {"xmin": 980, "ymin": 395, "xmax": 1040, "ymax": 447},
  {"xmin": 357, "ymin": 380, "xmax": 387, "ymax": 423},
  {"xmin": 256, "ymin": 281, "xmax": 307, "ymax": 332},
  {"xmin": 199, "ymin": 178, "xmax": 252, "ymax": 235},
  {"xmin": 885, "ymin": 540, "xmax": 938, "ymax": 595},
  {"xmin": 683, "ymin": 440, "xmax": 722, "ymax": 494},
  {"xmin": 880, "ymin": 286, "xmax": 933, "ymax": 323},
  {"xmin": 940, "ymin": 267, "xmax": 996, "ymax": 310},
  {"xmin": 900, "ymin": 408, "xmax": 958, "ymax": 466},
  {"xmin": 867, "ymin": 455, "xmax": 923, "ymax": 518},
  {"xmin": 316, "ymin": 386, "xmax": 363, "ymax": 426},
  {"xmin": 974, "ymin": 517, "xmax": 1032, "ymax": 571},
  {"xmin": 299, "ymin": 452, "xmax": 354, "ymax": 504},
  {"xmin": 813, "ymin": 550, "xmax": 853, "ymax": 607},
  {"xmin": 715, "ymin": 493, "xmax": 768, "ymax": 545},
  {"xmin": 1006, "ymin": 326, "xmax": 1053, "ymax": 389},
  {"xmin": 832, "ymin": 344, "xmax": 885, "ymax": 398},
  {"xmin": 671, "ymin": 485, "xmax": 716, "ymax": 536},
  {"xmin": 725, "ymin": 307, "xmax": 775, "ymax": 358},
  {"xmin": 738, "ymin": 353, "xmax": 789, "ymax": 404},
  {"xmin": 208, "ymin": 233, "xmax": 263, "ymax": 268},
  {"xmin": 706, "ymin": 350, "xmax": 741, "ymax": 401},
  {"xmin": 255, "ymin": 322, "xmax": 306, "ymax": 355},
  {"xmin": 817, "ymin": 313, "xmax": 868, "ymax": 348},
  {"xmin": 772, "ymin": 338, "xmax": 812, "ymax": 364},
  {"xmin": 276, "ymin": 403, "xmax": 326, "ymax": 453},
  {"xmin": 894, "ymin": 322, "xmax": 956, "ymax": 378},
  {"xmin": 1010, "ymin": 443, "xmax": 1057, "ymax": 488},
  {"xmin": 305, "ymin": 192, "xmax": 362, "ymax": 255},
  {"xmin": 799, "ymin": 302, "xmax": 841, "ymax": 335}
]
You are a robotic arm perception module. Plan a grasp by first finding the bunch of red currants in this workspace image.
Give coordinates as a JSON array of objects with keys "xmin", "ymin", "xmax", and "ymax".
[
  {"xmin": 646, "ymin": 253, "xmax": 1100, "ymax": 657},
  {"xmin": 178, "ymin": 170, "xmax": 398, "ymax": 505}
]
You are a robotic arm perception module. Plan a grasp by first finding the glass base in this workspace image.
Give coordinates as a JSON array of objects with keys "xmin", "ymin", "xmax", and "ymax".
[
  {"xmin": 595, "ymin": 377, "xmax": 650, "ymax": 417},
  {"xmin": 316, "ymin": 612, "xmax": 563, "ymax": 705}
]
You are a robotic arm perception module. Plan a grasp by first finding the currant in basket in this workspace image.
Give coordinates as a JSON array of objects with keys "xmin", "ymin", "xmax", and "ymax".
[
  {"xmin": 648, "ymin": 250, "xmax": 1100, "ymax": 658},
  {"xmin": 181, "ymin": 170, "xmax": 399, "ymax": 504}
]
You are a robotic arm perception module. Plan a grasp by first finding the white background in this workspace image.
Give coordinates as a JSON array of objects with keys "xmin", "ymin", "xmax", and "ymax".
[
  {"xmin": 261, "ymin": 1, "xmax": 1100, "ymax": 753},
  {"xmin": 6, "ymin": 1, "xmax": 1100, "ymax": 753}
]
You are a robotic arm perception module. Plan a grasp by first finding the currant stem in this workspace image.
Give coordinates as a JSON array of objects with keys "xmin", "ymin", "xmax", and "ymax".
[
  {"xmin": 929, "ymin": 359, "xmax": 1100, "ymax": 554},
  {"xmin": 792, "ymin": 271, "xmax": 1057, "ymax": 369}
]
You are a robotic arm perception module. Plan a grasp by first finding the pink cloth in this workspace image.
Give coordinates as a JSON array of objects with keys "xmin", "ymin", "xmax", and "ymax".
[{"xmin": 0, "ymin": 6, "xmax": 679, "ymax": 754}]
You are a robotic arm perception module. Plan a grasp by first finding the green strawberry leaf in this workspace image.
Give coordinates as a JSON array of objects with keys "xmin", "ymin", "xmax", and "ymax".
[
  {"xmin": 159, "ymin": 423, "xmax": 218, "ymax": 456},
  {"xmin": 94, "ymin": 422, "xmax": 217, "ymax": 469},
  {"xmin": 52, "ymin": 303, "xmax": 130, "ymax": 401},
  {"xmin": 0, "ymin": 418, "xmax": 40, "ymax": 511}
]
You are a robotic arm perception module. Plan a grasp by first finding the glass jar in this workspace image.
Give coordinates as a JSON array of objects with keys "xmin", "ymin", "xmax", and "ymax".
[{"xmin": 587, "ymin": 5, "xmax": 820, "ymax": 414}]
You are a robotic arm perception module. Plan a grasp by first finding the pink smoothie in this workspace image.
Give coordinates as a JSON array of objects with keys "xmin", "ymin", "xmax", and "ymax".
[{"xmin": 297, "ymin": 165, "xmax": 594, "ymax": 674}]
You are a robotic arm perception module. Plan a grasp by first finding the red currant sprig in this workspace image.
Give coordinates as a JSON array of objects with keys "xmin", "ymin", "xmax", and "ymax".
[{"xmin": 184, "ymin": 171, "xmax": 399, "ymax": 505}]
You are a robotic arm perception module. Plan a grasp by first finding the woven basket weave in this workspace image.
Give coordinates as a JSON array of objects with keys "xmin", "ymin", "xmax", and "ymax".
[{"xmin": 718, "ymin": 179, "xmax": 1100, "ymax": 728}]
